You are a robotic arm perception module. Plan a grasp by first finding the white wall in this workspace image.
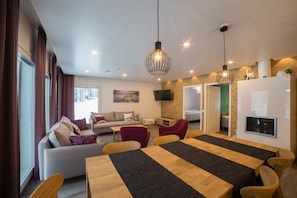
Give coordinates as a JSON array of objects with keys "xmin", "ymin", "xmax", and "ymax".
[
  {"xmin": 75, "ymin": 76, "xmax": 162, "ymax": 119},
  {"xmin": 236, "ymin": 76, "xmax": 296, "ymax": 153},
  {"xmin": 185, "ymin": 87, "xmax": 201, "ymax": 110}
]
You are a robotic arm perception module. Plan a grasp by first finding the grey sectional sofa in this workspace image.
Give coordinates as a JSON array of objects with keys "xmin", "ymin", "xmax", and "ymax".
[
  {"xmin": 90, "ymin": 111, "xmax": 143, "ymax": 134},
  {"xmin": 38, "ymin": 116, "xmax": 105, "ymax": 180}
]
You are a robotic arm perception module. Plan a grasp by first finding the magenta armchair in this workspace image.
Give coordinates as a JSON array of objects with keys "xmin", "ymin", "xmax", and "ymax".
[
  {"xmin": 159, "ymin": 119, "xmax": 189, "ymax": 139},
  {"xmin": 120, "ymin": 126, "xmax": 151, "ymax": 148}
]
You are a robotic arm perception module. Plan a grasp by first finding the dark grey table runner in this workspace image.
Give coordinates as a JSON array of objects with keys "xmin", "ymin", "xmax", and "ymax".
[
  {"xmin": 195, "ymin": 135, "xmax": 276, "ymax": 161},
  {"xmin": 160, "ymin": 141, "xmax": 255, "ymax": 198},
  {"xmin": 110, "ymin": 150, "xmax": 205, "ymax": 198}
]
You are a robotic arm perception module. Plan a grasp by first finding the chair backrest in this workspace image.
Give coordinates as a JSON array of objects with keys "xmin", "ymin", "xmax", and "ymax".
[
  {"xmin": 186, "ymin": 129, "xmax": 204, "ymax": 138},
  {"xmin": 103, "ymin": 140, "xmax": 141, "ymax": 154},
  {"xmin": 159, "ymin": 119, "xmax": 189, "ymax": 139},
  {"xmin": 240, "ymin": 165, "xmax": 280, "ymax": 198},
  {"xmin": 30, "ymin": 173, "xmax": 64, "ymax": 198},
  {"xmin": 267, "ymin": 148, "xmax": 295, "ymax": 198},
  {"xmin": 120, "ymin": 126, "xmax": 151, "ymax": 148},
  {"xmin": 153, "ymin": 134, "xmax": 180, "ymax": 145},
  {"xmin": 267, "ymin": 148, "xmax": 296, "ymax": 178}
]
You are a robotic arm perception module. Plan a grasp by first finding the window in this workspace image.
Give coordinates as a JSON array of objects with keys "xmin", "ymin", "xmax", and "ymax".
[
  {"xmin": 74, "ymin": 87, "xmax": 99, "ymax": 122},
  {"xmin": 18, "ymin": 52, "xmax": 35, "ymax": 191}
]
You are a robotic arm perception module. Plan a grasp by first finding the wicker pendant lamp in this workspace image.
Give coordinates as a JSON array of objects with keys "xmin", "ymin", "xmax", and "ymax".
[
  {"xmin": 145, "ymin": 0, "xmax": 171, "ymax": 77},
  {"xmin": 216, "ymin": 23, "xmax": 234, "ymax": 84}
]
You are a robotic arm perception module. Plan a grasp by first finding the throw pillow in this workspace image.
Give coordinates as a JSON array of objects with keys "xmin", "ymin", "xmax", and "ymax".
[
  {"xmin": 133, "ymin": 114, "xmax": 139, "ymax": 121},
  {"xmin": 124, "ymin": 113, "xmax": 133, "ymax": 121},
  {"xmin": 70, "ymin": 134, "xmax": 98, "ymax": 145},
  {"xmin": 49, "ymin": 122, "xmax": 72, "ymax": 147},
  {"xmin": 71, "ymin": 118, "xmax": 89, "ymax": 130},
  {"xmin": 62, "ymin": 121, "xmax": 81, "ymax": 134},
  {"xmin": 95, "ymin": 115, "xmax": 105, "ymax": 122}
]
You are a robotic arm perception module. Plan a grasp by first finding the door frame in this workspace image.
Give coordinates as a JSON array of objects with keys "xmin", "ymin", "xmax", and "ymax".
[
  {"xmin": 183, "ymin": 84, "xmax": 202, "ymax": 130},
  {"xmin": 204, "ymin": 82, "xmax": 232, "ymax": 136}
]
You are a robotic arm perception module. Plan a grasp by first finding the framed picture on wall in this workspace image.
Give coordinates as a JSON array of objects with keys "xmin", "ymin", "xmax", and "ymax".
[{"xmin": 113, "ymin": 90, "xmax": 139, "ymax": 103}]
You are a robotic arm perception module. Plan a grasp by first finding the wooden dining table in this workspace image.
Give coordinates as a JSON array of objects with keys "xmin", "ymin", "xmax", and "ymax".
[{"xmin": 85, "ymin": 133, "xmax": 279, "ymax": 198}]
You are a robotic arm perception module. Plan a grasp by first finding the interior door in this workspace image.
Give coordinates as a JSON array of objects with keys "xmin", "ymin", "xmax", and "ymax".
[{"xmin": 206, "ymin": 85, "xmax": 221, "ymax": 133}]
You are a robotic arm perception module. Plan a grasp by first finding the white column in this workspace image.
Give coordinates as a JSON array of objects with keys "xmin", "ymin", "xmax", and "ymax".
[{"xmin": 258, "ymin": 59, "xmax": 271, "ymax": 78}]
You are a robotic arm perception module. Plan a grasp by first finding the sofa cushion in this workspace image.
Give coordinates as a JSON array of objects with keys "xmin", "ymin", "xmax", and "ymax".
[
  {"xmin": 49, "ymin": 122, "xmax": 72, "ymax": 147},
  {"xmin": 91, "ymin": 112, "xmax": 116, "ymax": 122},
  {"xmin": 70, "ymin": 134, "xmax": 98, "ymax": 145},
  {"xmin": 71, "ymin": 118, "xmax": 89, "ymax": 130},
  {"xmin": 115, "ymin": 111, "xmax": 134, "ymax": 121}
]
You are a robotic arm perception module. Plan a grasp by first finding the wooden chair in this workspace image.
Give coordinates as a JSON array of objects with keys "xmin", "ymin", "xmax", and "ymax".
[
  {"xmin": 240, "ymin": 165, "xmax": 279, "ymax": 198},
  {"xmin": 153, "ymin": 134, "xmax": 180, "ymax": 145},
  {"xmin": 186, "ymin": 129, "xmax": 204, "ymax": 138},
  {"xmin": 267, "ymin": 148, "xmax": 296, "ymax": 198},
  {"xmin": 30, "ymin": 173, "xmax": 64, "ymax": 198},
  {"xmin": 103, "ymin": 140, "xmax": 141, "ymax": 154}
]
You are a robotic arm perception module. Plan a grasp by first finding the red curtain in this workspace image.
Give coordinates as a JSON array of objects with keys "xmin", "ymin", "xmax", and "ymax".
[
  {"xmin": 50, "ymin": 55, "xmax": 57, "ymax": 127},
  {"xmin": 0, "ymin": 0, "xmax": 20, "ymax": 197},
  {"xmin": 34, "ymin": 27, "xmax": 47, "ymax": 179},
  {"xmin": 57, "ymin": 67, "xmax": 74, "ymax": 120}
]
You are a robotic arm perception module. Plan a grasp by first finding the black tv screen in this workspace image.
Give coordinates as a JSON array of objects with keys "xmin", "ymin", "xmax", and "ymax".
[{"xmin": 154, "ymin": 90, "xmax": 173, "ymax": 101}]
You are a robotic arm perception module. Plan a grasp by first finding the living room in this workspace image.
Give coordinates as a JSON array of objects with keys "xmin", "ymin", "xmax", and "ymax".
[{"xmin": 2, "ymin": 0, "xmax": 297, "ymax": 197}]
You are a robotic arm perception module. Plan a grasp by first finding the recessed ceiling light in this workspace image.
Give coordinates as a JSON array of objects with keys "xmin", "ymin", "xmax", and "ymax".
[
  {"xmin": 91, "ymin": 50, "xmax": 97, "ymax": 55},
  {"xmin": 157, "ymin": 77, "xmax": 161, "ymax": 81},
  {"xmin": 183, "ymin": 42, "xmax": 190, "ymax": 47},
  {"xmin": 85, "ymin": 69, "xmax": 89, "ymax": 73},
  {"xmin": 189, "ymin": 70, "xmax": 194, "ymax": 74},
  {"xmin": 123, "ymin": 73, "xmax": 127, "ymax": 77},
  {"xmin": 228, "ymin": 60, "xmax": 234, "ymax": 64}
]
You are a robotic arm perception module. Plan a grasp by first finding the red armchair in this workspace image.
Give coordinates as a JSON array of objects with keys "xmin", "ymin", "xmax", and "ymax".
[
  {"xmin": 159, "ymin": 119, "xmax": 189, "ymax": 139},
  {"xmin": 120, "ymin": 126, "xmax": 151, "ymax": 148}
]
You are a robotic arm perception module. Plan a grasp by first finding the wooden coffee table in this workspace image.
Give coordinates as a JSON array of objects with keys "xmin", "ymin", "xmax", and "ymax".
[{"xmin": 110, "ymin": 124, "xmax": 147, "ymax": 141}]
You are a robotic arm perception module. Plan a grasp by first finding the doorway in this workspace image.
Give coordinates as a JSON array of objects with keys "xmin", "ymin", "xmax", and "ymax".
[
  {"xmin": 183, "ymin": 84, "xmax": 202, "ymax": 130},
  {"xmin": 204, "ymin": 82, "xmax": 231, "ymax": 136}
]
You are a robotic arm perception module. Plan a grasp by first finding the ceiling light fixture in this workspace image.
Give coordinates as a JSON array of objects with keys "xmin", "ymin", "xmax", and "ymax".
[
  {"xmin": 145, "ymin": 0, "xmax": 171, "ymax": 77},
  {"xmin": 216, "ymin": 23, "xmax": 234, "ymax": 84}
]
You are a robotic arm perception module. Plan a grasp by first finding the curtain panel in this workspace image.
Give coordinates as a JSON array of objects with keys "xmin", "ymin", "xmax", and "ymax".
[
  {"xmin": 50, "ymin": 55, "xmax": 57, "ymax": 127},
  {"xmin": 57, "ymin": 67, "xmax": 74, "ymax": 120},
  {"xmin": 34, "ymin": 27, "xmax": 47, "ymax": 179},
  {"xmin": 0, "ymin": 0, "xmax": 20, "ymax": 197}
]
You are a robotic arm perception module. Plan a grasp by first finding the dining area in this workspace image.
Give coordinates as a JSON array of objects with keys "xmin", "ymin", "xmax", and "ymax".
[{"xmin": 85, "ymin": 132, "xmax": 281, "ymax": 198}]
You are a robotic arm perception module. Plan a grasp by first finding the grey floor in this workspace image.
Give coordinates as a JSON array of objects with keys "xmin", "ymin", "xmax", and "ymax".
[{"xmin": 21, "ymin": 121, "xmax": 297, "ymax": 198}]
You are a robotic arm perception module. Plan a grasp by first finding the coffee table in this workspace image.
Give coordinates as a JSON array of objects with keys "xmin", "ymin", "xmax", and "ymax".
[{"xmin": 110, "ymin": 124, "xmax": 147, "ymax": 141}]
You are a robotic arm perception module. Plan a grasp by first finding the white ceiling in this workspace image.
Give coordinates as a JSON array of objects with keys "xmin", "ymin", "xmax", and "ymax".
[{"xmin": 23, "ymin": 0, "xmax": 297, "ymax": 83}]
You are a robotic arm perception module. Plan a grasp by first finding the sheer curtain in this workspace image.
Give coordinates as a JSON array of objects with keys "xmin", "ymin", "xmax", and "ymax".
[
  {"xmin": 34, "ymin": 27, "xmax": 46, "ymax": 179},
  {"xmin": 0, "ymin": 0, "xmax": 20, "ymax": 196}
]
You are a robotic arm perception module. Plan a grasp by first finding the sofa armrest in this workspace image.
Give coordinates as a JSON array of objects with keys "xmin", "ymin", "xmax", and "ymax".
[
  {"xmin": 38, "ymin": 133, "xmax": 52, "ymax": 180},
  {"xmin": 43, "ymin": 142, "xmax": 105, "ymax": 180}
]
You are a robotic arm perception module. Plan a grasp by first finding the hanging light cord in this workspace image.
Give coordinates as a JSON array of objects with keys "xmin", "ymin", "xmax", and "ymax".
[
  {"xmin": 157, "ymin": 0, "xmax": 160, "ymax": 41},
  {"xmin": 223, "ymin": 30, "xmax": 226, "ymax": 65}
]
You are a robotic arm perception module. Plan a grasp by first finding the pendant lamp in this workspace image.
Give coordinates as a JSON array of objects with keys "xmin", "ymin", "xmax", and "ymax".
[
  {"xmin": 145, "ymin": 0, "xmax": 171, "ymax": 77},
  {"xmin": 216, "ymin": 23, "xmax": 234, "ymax": 84}
]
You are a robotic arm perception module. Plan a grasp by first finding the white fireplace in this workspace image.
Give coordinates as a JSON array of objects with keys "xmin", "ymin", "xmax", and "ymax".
[{"xmin": 236, "ymin": 76, "xmax": 296, "ymax": 154}]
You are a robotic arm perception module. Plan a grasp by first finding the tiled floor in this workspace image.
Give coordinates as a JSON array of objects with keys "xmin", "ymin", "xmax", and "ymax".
[{"xmin": 21, "ymin": 121, "xmax": 297, "ymax": 198}]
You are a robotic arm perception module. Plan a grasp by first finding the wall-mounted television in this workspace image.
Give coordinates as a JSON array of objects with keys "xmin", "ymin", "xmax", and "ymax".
[{"xmin": 153, "ymin": 90, "xmax": 173, "ymax": 101}]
